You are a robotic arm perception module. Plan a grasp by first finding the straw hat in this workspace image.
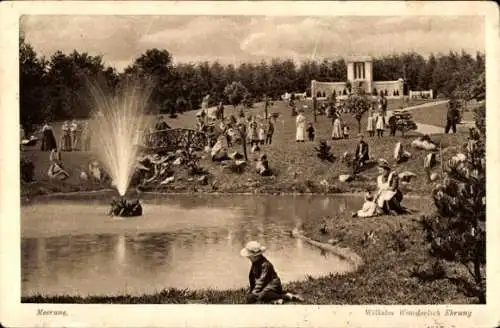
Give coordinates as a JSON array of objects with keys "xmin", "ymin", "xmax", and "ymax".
[
  {"xmin": 240, "ymin": 241, "xmax": 266, "ymax": 257},
  {"xmin": 378, "ymin": 158, "xmax": 391, "ymax": 170}
]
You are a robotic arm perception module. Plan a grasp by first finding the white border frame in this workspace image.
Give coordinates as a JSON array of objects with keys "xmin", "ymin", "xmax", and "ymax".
[{"xmin": 1, "ymin": 2, "xmax": 499, "ymax": 327}]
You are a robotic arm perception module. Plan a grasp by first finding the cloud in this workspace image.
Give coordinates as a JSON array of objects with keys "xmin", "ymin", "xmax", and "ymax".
[{"xmin": 21, "ymin": 15, "xmax": 485, "ymax": 71}]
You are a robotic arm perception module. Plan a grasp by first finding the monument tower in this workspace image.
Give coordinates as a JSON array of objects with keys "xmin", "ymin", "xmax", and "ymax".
[{"xmin": 346, "ymin": 56, "xmax": 373, "ymax": 94}]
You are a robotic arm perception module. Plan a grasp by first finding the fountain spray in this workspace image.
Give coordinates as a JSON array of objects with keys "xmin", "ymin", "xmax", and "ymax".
[{"xmin": 85, "ymin": 78, "xmax": 154, "ymax": 197}]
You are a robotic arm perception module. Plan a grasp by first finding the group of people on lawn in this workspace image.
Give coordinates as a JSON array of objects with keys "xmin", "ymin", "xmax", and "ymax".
[{"xmin": 196, "ymin": 109, "xmax": 276, "ymax": 149}]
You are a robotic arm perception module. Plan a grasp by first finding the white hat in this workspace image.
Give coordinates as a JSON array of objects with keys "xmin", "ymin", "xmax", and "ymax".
[{"xmin": 240, "ymin": 241, "xmax": 266, "ymax": 257}]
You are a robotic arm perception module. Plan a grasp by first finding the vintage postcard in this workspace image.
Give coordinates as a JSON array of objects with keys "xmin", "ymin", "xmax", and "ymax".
[{"xmin": 0, "ymin": 1, "xmax": 499, "ymax": 327}]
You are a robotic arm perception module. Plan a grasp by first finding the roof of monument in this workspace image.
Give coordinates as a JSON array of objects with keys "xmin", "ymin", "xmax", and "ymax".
[{"xmin": 346, "ymin": 55, "xmax": 373, "ymax": 62}]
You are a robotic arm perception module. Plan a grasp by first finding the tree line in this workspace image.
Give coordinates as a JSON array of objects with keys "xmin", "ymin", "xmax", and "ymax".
[{"xmin": 20, "ymin": 36, "xmax": 485, "ymax": 132}]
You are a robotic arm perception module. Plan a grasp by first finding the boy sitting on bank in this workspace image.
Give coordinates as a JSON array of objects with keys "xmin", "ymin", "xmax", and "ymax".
[{"xmin": 241, "ymin": 241, "xmax": 304, "ymax": 304}]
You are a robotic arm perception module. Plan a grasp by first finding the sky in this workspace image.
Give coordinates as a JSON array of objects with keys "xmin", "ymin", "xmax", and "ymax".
[{"xmin": 20, "ymin": 15, "xmax": 485, "ymax": 72}]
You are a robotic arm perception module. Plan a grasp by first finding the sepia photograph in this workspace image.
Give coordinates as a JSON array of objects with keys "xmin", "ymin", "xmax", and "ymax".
[{"xmin": 1, "ymin": 1, "xmax": 499, "ymax": 327}]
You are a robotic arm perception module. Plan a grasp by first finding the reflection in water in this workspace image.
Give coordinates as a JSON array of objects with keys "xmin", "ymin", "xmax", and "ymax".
[
  {"xmin": 115, "ymin": 235, "xmax": 126, "ymax": 267},
  {"xmin": 21, "ymin": 195, "xmax": 427, "ymax": 297}
]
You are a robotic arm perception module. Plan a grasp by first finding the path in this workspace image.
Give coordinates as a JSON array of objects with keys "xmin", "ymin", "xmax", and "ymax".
[{"xmin": 387, "ymin": 100, "xmax": 450, "ymax": 135}]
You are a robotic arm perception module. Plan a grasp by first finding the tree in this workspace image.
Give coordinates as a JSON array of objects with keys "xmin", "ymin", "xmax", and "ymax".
[
  {"xmin": 224, "ymin": 81, "xmax": 248, "ymax": 109},
  {"xmin": 419, "ymin": 132, "xmax": 486, "ymax": 303},
  {"xmin": 344, "ymin": 93, "xmax": 371, "ymax": 133},
  {"xmin": 125, "ymin": 48, "xmax": 175, "ymax": 114},
  {"xmin": 20, "ymin": 37, "xmax": 48, "ymax": 132}
]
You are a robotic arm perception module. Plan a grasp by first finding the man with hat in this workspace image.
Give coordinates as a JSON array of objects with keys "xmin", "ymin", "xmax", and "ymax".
[
  {"xmin": 240, "ymin": 241, "xmax": 284, "ymax": 304},
  {"xmin": 353, "ymin": 133, "xmax": 370, "ymax": 173}
]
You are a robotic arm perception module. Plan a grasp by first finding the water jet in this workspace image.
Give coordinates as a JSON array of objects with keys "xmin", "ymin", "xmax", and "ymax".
[{"xmin": 86, "ymin": 78, "xmax": 154, "ymax": 199}]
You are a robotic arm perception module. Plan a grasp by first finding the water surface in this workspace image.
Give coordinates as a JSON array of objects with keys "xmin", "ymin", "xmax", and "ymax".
[{"xmin": 21, "ymin": 194, "xmax": 427, "ymax": 297}]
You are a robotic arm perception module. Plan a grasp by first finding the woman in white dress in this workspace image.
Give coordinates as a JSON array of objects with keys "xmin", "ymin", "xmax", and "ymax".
[
  {"xmin": 375, "ymin": 111, "xmax": 385, "ymax": 138},
  {"xmin": 331, "ymin": 114, "xmax": 343, "ymax": 140},
  {"xmin": 374, "ymin": 159, "xmax": 406, "ymax": 214},
  {"xmin": 366, "ymin": 110, "xmax": 375, "ymax": 137},
  {"xmin": 295, "ymin": 109, "xmax": 306, "ymax": 142}
]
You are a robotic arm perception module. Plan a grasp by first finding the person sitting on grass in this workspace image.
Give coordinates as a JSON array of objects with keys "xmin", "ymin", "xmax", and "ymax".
[
  {"xmin": 47, "ymin": 148, "xmax": 69, "ymax": 181},
  {"xmin": 241, "ymin": 241, "xmax": 283, "ymax": 304},
  {"xmin": 352, "ymin": 191, "xmax": 382, "ymax": 218},
  {"xmin": 240, "ymin": 241, "xmax": 304, "ymax": 304},
  {"xmin": 374, "ymin": 159, "xmax": 407, "ymax": 215},
  {"xmin": 255, "ymin": 154, "xmax": 271, "ymax": 176},
  {"xmin": 353, "ymin": 134, "xmax": 369, "ymax": 173}
]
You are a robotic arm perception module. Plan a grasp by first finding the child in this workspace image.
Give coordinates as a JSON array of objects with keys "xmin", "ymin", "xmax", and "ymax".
[
  {"xmin": 265, "ymin": 119, "xmax": 274, "ymax": 145},
  {"xmin": 258, "ymin": 123, "xmax": 266, "ymax": 146},
  {"xmin": 343, "ymin": 125, "xmax": 350, "ymax": 139},
  {"xmin": 352, "ymin": 191, "xmax": 381, "ymax": 218},
  {"xmin": 306, "ymin": 123, "xmax": 315, "ymax": 142},
  {"xmin": 240, "ymin": 241, "xmax": 284, "ymax": 304}
]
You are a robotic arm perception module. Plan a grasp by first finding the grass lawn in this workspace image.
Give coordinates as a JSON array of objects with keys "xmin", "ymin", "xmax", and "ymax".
[
  {"xmin": 20, "ymin": 99, "xmax": 482, "ymax": 304},
  {"xmin": 409, "ymin": 102, "xmax": 475, "ymax": 133},
  {"xmin": 21, "ymin": 100, "xmax": 469, "ymax": 199}
]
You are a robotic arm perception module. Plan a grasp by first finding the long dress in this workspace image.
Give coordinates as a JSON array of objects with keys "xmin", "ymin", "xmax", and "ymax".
[
  {"xmin": 60, "ymin": 123, "xmax": 72, "ymax": 151},
  {"xmin": 295, "ymin": 114, "xmax": 306, "ymax": 141},
  {"xmin": 375, "ymin": 114, "xmax": 385, "ymax": 131},
  {"xmin": 375, "ymin": 172, "xmax": 403, "ymax": 209},
  {"xmin": 40, "ymin": 124, "xmax": 57, "ymax": 151},
  {"xmin": 366, "ymin": 114, "xmax": 374, "ymax": 133},
  {"xmin": 331, "ymin": 117, "xmax": 343, "ymax": 139}
]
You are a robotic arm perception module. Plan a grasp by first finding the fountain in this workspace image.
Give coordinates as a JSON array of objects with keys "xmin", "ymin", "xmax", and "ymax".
[{"xmin": 85, "ymin": 78, "xmax": 154, "ymax": 202}]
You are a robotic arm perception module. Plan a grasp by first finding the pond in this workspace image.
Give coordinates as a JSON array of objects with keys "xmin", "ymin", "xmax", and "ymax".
[{"xmin": 21, "ymin": 194, "xmax": 422, "ymax": 297}]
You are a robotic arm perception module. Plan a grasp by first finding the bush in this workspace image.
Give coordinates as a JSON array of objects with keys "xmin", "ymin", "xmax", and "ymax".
[
  {"xmin": 419, "ymin": 131, "xmax": 486, "ymax": 303},
  {"xmin": 474, "ymin": 104, "xmax": 485, "ymax": 136},
  {"xmin": 21, "ymin": 157, "xmax": 35, "ymax": 183}
]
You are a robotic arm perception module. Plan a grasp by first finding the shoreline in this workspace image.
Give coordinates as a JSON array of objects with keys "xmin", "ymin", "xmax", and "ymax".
[{"xmin": 21, "ymin": 186, "xmax": 432, "ymax": 202}]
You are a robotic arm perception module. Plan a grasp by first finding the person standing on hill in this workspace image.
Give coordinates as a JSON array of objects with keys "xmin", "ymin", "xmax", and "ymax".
[
  {"xmin": 380, "ymin": 94, "xmax": 388, "ymax": 116},
  {"xmin": 375, "ymin": 111, "xmax": 385, "ymax": 138},
  {"xmin": 265, "ymin": 119, "xmax": 274, "ymax": 145},
  {"xmin": 366, "ymin": 109, "xmax": 375, "ymax": 137},
  {"xmin": 331, "ymin": 114, "xmax": 343, "ymax": 140},
  {"xmin": 40, "ymin": 122, "xmax": 57, "ymax": 151},
  {"xmin": 60, "ymin": 121, "xmax": 72, "ymax": 151},
  {"xmin": 307, "ymin": 123, "xmax": 315, "ymax": 142},
  {"xmin": 445, "ymin": 99, "xmax": 460, "ymax": 134},
  {"xmin": 295, "ymin": 108, "xmax": 306, "ymax": 142}
]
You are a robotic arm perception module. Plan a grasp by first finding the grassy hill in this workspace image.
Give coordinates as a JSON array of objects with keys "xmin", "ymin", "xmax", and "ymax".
[
  {"xmin": 20, "ymin": 99, "xmax": 481, "ymax": 305},
  {"xmin": 21, "ymin": 99, "xmax": 469, "ymax": 199}
]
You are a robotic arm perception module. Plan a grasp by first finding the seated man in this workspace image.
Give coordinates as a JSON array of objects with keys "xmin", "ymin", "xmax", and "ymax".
[{"xmin": 353, "ymin": 134, "xmax": 369, "ymax": 173}]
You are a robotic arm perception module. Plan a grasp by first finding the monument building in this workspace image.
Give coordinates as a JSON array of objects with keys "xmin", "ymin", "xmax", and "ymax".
[{"xmin": 311, "ymin": 56, "xmax": 404, "ymax": 99}]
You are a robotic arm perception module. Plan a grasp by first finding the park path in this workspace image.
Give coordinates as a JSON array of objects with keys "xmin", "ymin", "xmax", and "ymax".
[{"xmin": 387, "ymin": 100, "xmax": 449, "ymax": 135}]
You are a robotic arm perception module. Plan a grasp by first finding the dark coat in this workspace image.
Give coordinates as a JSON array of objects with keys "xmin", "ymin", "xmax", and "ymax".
[
  {"xmin": 355, "ymin": 141, "xmax": 369, "ymax": 161},
  {"xmin": 249, "ymin": 256, "xmax": 283, "ymax": 294}
]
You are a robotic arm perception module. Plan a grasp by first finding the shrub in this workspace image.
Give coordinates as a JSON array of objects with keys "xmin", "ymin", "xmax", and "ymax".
[
  {"xmin": 419, "ymin": 130, "xmax": 486, "ymax": 303},
  {"xmin": 20, "ymin": 157, "xmax": 35, "ymax": 183}
]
